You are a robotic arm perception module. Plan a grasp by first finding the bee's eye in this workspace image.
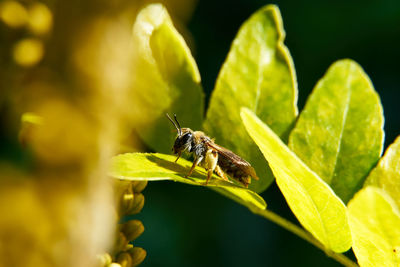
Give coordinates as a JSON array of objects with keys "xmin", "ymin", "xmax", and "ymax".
[
  {"xmin": 174, "ymin": 132, "xmax": 192, "ymax": 148},
  {"xmin": 181, "ymin": 132, "xmax": 192, "ymax": 143}
]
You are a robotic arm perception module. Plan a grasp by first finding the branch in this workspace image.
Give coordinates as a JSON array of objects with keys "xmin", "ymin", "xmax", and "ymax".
[{"xmin": 251, "ymin": 208, "xmax": 358, "ymax": 267}]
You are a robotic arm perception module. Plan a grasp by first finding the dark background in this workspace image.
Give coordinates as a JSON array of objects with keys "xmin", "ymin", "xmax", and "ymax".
[{"xmin": 134, "ymin": 0, "xmax": 400, "ymax": 266}]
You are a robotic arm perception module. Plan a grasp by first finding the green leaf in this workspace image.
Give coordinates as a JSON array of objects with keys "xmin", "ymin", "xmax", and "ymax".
[
  {"xmin": 365, "ymin": 136, "xmax": 400, "ymax": 208},
  {"xmin": 203, "ymin": 5, "xmax": 298, "ymax": 193},
  {"xmin": 348, "ymin": 186, "xmax": 400, "ymax": 267},
  {"xmin": 289, "ymin": 59, "xmax": 384, "ymax": 203},
  {"xmin": 110, "ymin": 152, "xmax": 266, "ymax": 211},
  {"xmin": 131, "ymin": 4, "xmax": 204, "ymax": 153},
  {"xmin": 241, "ymin": 108, "xmax": 352, "ymax": 253}
]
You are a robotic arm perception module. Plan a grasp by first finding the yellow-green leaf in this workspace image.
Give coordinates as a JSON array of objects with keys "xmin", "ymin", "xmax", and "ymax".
[
  {"xmin": 241, "ymin": 108, "xmax": 351, "ymax": 253},
  {"xmin": 365, "ymin": 136, "xmax": 400, "ymax": 208},
  {"xmin": 203, "ymin": 5, "xmax": 298, "ymax": 193},
  {"xmin": 110, "ymin": 153, "xmax": 266, "ymax": 211},
  {"xmin": 131, "ymin": 4, "xmax": 204, "ymax": 153},
  {"xmin": 289, "ymin": 59, "xmax": 384, "ymax": 203},
  {"xmin": 348, "ymin": 186, "xmax": 400, "ymax": 267}
]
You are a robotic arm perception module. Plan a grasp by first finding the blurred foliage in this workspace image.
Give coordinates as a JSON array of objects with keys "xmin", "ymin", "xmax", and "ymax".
[
  {"xmin": 107, "ymin": 180, "xmax": 148, "ymax": 267},
  {"xmin": 0, "ymin": 1, "xmax": 29, "ymax": 28},
  {"xmin": 0, "ymin": 0, "xmax": 197, "ymax": 266}
]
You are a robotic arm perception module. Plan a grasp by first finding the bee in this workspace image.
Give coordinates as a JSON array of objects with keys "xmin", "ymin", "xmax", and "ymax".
[{"xmin": 166, "ymin": 113, "xmax": 259, "ymax": 188}]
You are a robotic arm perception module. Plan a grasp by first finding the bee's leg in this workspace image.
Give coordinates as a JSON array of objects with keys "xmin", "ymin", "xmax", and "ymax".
[
  {"xmin": 240, "ymin": 177, "xmax": 251, "ymax": 188},
  {"xmin": 174, "ymin": 151, "xmax": 182, "ymax": 163},
  {"xmin": 205, "ymin": 149, "xmax": 218, "ymax": 185},
  {"xmin": 185, "ymin": 156, "xmax": 203, "ymax": 178},
  {"xmin": 214, "ymin": 165, "xmax": 230, "ymax": 182}
]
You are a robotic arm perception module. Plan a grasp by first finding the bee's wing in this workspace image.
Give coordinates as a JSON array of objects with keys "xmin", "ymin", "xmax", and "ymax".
[{"xmin": 206, "ymin": 142, "xmax": 259, "ymax": 180}]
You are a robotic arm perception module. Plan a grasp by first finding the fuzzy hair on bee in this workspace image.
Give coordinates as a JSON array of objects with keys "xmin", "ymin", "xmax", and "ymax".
[{"xmin": 166, "ymin": 113, "xmax": 259, "ymax": 188}]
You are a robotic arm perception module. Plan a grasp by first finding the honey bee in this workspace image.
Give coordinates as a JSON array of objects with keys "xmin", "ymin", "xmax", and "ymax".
[{"xmin": 166, "ymin": 113, "xmax": 259, "ymax": 188}]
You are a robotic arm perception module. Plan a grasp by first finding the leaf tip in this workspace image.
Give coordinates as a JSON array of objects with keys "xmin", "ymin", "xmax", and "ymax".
[
  {"xmin": 239, "ymin": 107, "xmax": 252, "ymax": 120},
  {"xmin": 133, "ymin": 3, "xmax": 170, "ymax": 35}
]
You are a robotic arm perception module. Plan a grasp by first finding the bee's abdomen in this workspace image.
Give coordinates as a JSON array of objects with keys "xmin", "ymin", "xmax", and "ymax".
[{"xmin": 217, "ymin": 155, "xmax": 252, "ymax": 186}]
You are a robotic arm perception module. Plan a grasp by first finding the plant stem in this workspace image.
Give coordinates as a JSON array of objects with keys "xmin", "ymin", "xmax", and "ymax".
[{"xmin": 251, "ymin": 208, "xmax": 358, "ymax": 267}]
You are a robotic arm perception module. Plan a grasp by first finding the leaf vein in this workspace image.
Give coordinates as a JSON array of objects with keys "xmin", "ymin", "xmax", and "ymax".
[{"xmin": 330, "ymin": 66, "xmax": 353, "ymax": 183}]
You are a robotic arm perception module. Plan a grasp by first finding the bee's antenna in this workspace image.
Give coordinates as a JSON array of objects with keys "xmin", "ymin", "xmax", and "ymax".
[
  {"xmin": 173, "ymin": 114, "xmax": 182, "ymax": 135},
  {"xmin": 166, "ymin": 113, "xmax": 181, "ymax": 136}
]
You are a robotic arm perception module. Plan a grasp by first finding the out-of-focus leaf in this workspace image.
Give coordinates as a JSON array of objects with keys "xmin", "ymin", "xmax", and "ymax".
[
  {"xmin": 241, "ymin": 108, "xmax": 351, "ymax": 253},
  {"xmin": 348, "ymin": 186, "xmax": 400, "ymax": 267},
  {"xmin": 365, "ymin": 136, "xmax": 400, "ymax": 208},
  {"xmin": 131, "ymin": 4, "xmax": 204, "ymax": 153},
  {"xmin": 110, "ymin": 153, "xmax": 266, "ymax": 210},
  {"xmin": 289, "ymin": 59, "xmax": 384, "ymax": 203},
  {"xmin": 203, "ymin": 5, "xmax": 298, "ymax": 193}
]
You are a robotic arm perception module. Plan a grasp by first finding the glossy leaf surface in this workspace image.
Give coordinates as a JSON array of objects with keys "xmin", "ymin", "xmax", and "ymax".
[
  {"xmin": 131, "ymin": 4, "xmax": 204, "ymax": 153},
  {"xmin": 365, "ymin": 136, "xmax": 400, "ymax": 208},
  {"xmin": 203, "ymin": 5, "xmax": 298, "ymax": 193},
  {"xmin": 110, "ymin": 152, "xmax": 266, "ymax": 210},
  {"xmin": 241, "ymin": 108, "xmax": 352, "ymax": 253},
  {"xmin": 289, "ymin": 59, "xmax": 384, "ymax": 203},
  {"xmin": 348, "ymin": 187, "xmax": 400, "ymax": 267}
]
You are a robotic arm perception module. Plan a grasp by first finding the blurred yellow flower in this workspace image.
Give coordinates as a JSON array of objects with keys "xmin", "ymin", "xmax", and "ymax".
[
  {"xmin": 0, "ymin": 0, "xmax": 28, "ymax": 28},
  {"xmin": 13, "ymin": 38, "xmax": 44, "ymax": 67},
  {"xmin": 27, "ymin": 2, "xmax": 53, "ymax": 35},
  {"xmin": 0, "ymin": 1, "xmax": 197, "ymax": 266}
]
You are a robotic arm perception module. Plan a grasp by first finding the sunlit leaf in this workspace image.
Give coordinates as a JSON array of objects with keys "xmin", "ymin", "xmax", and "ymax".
[
  {"xmin": 110, "ymin": 153, "xmax": 266, "ymax": 211},
  {"xmin": 241, "ymin": 108, "xmax": 351, "ymax": 253},
  {"xmin": 365, "ymin": 136, "xmax": 400, "ymax": 208},
  {"xmin": 131, "ymin": 4, "xmax": 204, "ymax": 153},
  {"xmin": 348, "ymin": 186, "xmax": 400, "ymax": 267},
  {"xmin": 203, "ymin": 5, "xmax": 298, "ymax": 193},
  {"xmin": 289, "ymin": 59, "xmax": 384, "ymax": 203}
]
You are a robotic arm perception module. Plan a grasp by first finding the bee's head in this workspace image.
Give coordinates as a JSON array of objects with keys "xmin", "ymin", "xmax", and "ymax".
[
  {"xmin": 172, "ymin": 128, "xmax": 193, "ymax": 154},
  {"xmin": 166, "ymin": 114, "xmax": 194, "ymax": 159}
]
